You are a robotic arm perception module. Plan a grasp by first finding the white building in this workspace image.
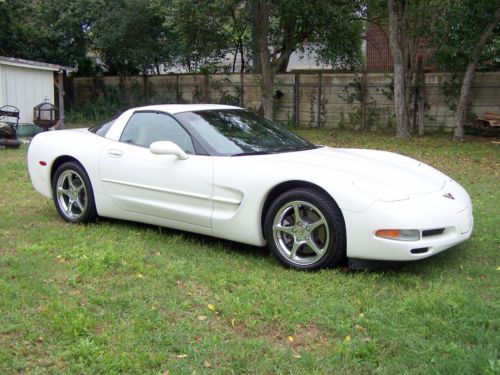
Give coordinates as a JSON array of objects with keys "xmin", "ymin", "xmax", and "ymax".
[
  {"xmin": 0, "ymin": 56, "xmax": 73, "ymax": 125},
  {"xmin": 159, "ymin": 49, "xmax": 334, "ymax": 74}
]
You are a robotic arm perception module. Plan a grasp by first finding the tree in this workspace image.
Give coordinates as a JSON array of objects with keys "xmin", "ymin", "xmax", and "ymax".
[
  {"xmin": 387, "ymin": 0, "xmax": 410, "ymax": 138},
  {"xmin": 0, "ymin": 1, "xmax": 23, "ymax": 57},
  {"xmin": 430, "ymin": 0, "xmax": 500, "ymax": 140},
  {"xmin": 0, "ymin": 0, "xmax": 92, "ymax": 67},
  {"xmin": 166, "ymin": 1, "xmax": 225, "ymax": 72},
  {"xmin": 91, "ymin": 0, "xmax": 173, "ymax": 75},
  {"xmin": 386, "ymin": 0, "xmax": 430, "ymax": 138},
  {"xmin": 220, "ymin": 0, "xmax": 252, "ymax": 73},
  {"xmin": 251, "ymin": 0, "xmax": 364, "ymax": 119},
  {"xmin": 167, "ymin": 0, "xmax": 252, "ymax": 73}
]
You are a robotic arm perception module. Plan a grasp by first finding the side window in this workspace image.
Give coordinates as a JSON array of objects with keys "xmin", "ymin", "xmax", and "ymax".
[{"xmin": 120, "ymin": 112, "xmax": 195, "ymax": 153}]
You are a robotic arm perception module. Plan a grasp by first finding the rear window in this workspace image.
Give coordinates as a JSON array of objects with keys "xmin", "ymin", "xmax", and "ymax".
[{"xmin": 88, "ymin": 116, "xmax": 118, "ymax": 137}]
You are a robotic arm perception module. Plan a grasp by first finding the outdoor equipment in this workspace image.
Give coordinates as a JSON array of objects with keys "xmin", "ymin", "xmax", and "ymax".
[
  {"xmin": 33, "ymin": 100, "xmax": 58, "ymax": 129},
  {"xmin": 466, "ymin": 112, "xmax": 500, "ymax": 137},
  {"xmin": 0, "ymin": 105, "xmax": 21, "ymax": 148}
]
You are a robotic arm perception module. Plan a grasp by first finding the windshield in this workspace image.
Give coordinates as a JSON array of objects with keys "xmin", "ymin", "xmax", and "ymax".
[
  {"xmin": 88, "ymin": 115, "xmax": 119, "ymax": 137},
  {"xmin": 175, "ymin": 110, "xmax": 316, "ymax": 156}
]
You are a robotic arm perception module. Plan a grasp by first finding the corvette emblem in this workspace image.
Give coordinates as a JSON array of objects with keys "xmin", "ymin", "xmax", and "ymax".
[{"xmin": 443, "ymin": 192, "xmax": 455, "ymax": 200}]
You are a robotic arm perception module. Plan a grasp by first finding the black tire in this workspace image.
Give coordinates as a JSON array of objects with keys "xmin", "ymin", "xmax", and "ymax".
[
  {"xmin": 52, "ymin": 161, "xmax": 97, "ymax": 223},
  {"xmin": 264, "ymin": 188, "xmax": 346, "ymax": 270}
]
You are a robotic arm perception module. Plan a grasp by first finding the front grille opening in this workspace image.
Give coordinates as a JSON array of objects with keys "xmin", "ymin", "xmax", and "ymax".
[
  {"xmin": 422, "ymin": 228, "xmax": 445, "ymax": 237},
  {"xmin": 411, "ymin": 247, "xmax": 429, "ymax": 254}
]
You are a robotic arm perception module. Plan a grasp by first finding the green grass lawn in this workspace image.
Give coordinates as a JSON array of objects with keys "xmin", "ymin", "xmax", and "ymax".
[{"xmin": 1, "ymin": 130, "xmax": 499, "ymax": 374}]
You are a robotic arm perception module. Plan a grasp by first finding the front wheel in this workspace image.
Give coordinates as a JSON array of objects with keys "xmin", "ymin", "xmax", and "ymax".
[
  {"xmin": 264, "ymin": 188, "xmax": 346, "ymax": 270},
  {"xmin": 52, "ymin": 161, "xmax": 97, "ymax": 223}
]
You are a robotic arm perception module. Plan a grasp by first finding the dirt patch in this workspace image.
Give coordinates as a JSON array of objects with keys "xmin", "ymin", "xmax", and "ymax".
[
  {"xmin": 222, "ymin": 319, "xmax": 333, "ymax": 352},
  {"xmin": 176, "ymin": 279, "xmax": 211, "ymax": 299}
]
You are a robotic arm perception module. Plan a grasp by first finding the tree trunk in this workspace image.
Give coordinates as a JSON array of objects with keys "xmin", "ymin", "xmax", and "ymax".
[
  {"xmin": 239, "ymin": 39, "xmax": 245, "ymax": 73},
  {"xmin": 388, "ymin": 0, "xmax": 410, "ymax": 139},
  {"xmin": 232, "ymin": 45, "xmax": 238, "ymax": 73},
  {"xmin": 254, "ymin": 0, "xmax": 273, "ymax": 119},
  {"xmin": 453, "ymin": 6, "xmax": 500, "ymax": 141},
  {"xmin": 276, "ymin": 51, "xmax": 292, "ymax": 73},
  {"xmin": 250, "ymin": 0, "xmax": 262, "ymax": 74}
]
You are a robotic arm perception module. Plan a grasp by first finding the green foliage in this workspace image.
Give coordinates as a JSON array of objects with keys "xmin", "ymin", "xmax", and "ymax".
[
  {"xmin": 265, "ymin": 0, "xmax": 364, "ymax": 72},
  {"xmin": 338, "ymin": 75, "xmax": 384, "ymax": 130},
  {"xmin": 66, "ymin": 77, "xmax": 176, "ymax": 124},
  {"xmin": 0, "ymin": 0, "xmax": 93, "ymax": 66},
  {"xmin": 308, "ymin": 94, "xmax": 316, "ymax": 127},
  {"xmin": 66, "ymin": 94, "xmax": 121, "ymax": 125},
  {"xmin": 91, "ymin": 0, "xmax": 173, "ymax": 75},
  {"xmin": 430, "ymin": 0, "xmax": 500, "ymax": 73},
  {"xmin": 209, "ymin": 77, "xmax": 241, "ymax": 106},
  {"xmin": 442, "ymin": 75, "xmax": 462, "ymax": 112},
  {"xmin": 1, "ymin": 0, "xmax": 364, "ymax": 75},
  {"xmin": 169, "ymin": 0, "xmax": 246, "ymax": 73},
  {"xmin": 1, "ymin": 133, "xmax": 499, "ymax": 373},
  {"xmin": 0, "ymin": 1, "xmax": 22, "ymax": 57}
]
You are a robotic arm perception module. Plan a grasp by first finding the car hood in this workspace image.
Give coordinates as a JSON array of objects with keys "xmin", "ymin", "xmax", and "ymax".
[{"xmin": 274, "ymin": 146, "xmax": 446, "ymax": 197}]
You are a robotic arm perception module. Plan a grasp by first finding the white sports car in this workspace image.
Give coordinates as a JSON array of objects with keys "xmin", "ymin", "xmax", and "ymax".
[{"xmin": 27, "ymin": 104, "xmax": 473, "ymax": 270}]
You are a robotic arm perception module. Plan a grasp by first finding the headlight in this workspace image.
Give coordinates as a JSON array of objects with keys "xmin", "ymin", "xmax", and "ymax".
[
  {"xmin": 375, "ymin": 229, "xmax": 420, "ymax": 241},
  {"xmin": 353, "ymin": 180, "xmax": 408, "ymax": 202}
]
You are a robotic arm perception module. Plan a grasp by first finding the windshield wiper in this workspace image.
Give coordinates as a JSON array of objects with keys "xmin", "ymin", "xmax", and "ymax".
[{"xmin": 231, "ymin": 151, "xmax": 275, "ymax": 157}]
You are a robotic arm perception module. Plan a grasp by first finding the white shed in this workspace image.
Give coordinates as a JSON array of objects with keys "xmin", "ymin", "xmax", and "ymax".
[{"xmin": 0, "ymin": 56, "xmax": 73, "ymax": 126}]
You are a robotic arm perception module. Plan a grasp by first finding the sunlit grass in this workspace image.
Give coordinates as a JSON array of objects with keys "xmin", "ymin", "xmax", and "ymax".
[{"xmin": 1, "ymin": 130, "xmax": 499, "ymax": 374}]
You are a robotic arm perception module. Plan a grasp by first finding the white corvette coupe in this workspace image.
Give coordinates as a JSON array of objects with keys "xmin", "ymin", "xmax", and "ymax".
[{"xmin": 28, "ymin": 104, "xmax": 473, "ymax": 270}]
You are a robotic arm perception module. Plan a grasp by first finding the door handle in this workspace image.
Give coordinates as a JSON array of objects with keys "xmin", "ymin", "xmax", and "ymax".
[{"xmin": 107, "ymin": 149, "xmax": 123, "ymax": 157}]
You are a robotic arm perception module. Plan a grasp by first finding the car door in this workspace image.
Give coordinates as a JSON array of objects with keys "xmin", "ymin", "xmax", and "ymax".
[{"xmin": 99, "ymin": 111, "xmax": 213, "ymax": 228}]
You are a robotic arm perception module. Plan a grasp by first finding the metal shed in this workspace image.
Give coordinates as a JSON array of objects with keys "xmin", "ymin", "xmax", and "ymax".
[{"xmin": 0, "ymin": 56, "xmax": 73, "ymax": 127}]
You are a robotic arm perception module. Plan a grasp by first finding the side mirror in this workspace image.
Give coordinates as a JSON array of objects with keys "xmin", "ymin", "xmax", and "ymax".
[{"xmin": 149, "ymin": 141, "xmax": 189, "ymax": 160}]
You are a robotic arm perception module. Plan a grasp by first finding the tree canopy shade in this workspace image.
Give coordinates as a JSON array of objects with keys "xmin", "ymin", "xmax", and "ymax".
[
  {"xmin": 369, "ymin": 0, "xmax": 500, "ymax": 140},
  {"xmin": 1, "ymin": 0, "xmax": 497, "ymax": 138},
  {"xmin": 0, "ymin": 0, "xmax": 363, "ymax": 75},
  {"xmin": 168, "ymin": 0, "xmax": 236, "ymax": 73},
  {"xmin": 428, "ymin": 0, "xmax": 500, "ymax": 140},
  {"xmin": 91, "ymin": 0, "xmax": 174, "ymax": 75},
  {"xmin": 0, "ymin": 0, "xmax": 92, "ymax": 67},
  {"xmin": 368, "ymin": 0, "xmax": 434, "ymax": 138},
  {"xmin": 252, "ymin": 0, "xmax": 364, "ymax": 118}
]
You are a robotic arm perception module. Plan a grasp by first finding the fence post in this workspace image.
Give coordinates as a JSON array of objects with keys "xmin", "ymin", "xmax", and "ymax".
[
  {"xmin": 417, "ymin": 58, "xmax": 425, "ymax": 136},
  {"xmin": 203, "ymin": 74, "xmax": 209, "ymax": 103},
  {"xmin": 240, "ymin": 71, "xmax": 245, "ymax": 107},
  {"xmin": 142, "ymin": 75, "xmax": 149, "ymax": 102},
  {"xmin": 317, "ymin": 73, "xmax": 322, "ymax": 128},
  {"xmin": 360, "ymin": 70, "xmax": 367, "ymax": 130},
  {"xmin": 57, "ymin": 71, "xmax": 65, "ymax": 129},
  {"xmin": 293, "ymin": 73, "xmax": 300, "ymax": 126},
  {"xmin": 176, "ymin": 75, "xmax": 181, "ymax": 103}
]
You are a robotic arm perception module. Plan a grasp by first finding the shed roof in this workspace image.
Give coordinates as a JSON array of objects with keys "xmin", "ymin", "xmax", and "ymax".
[{"xmin": 0, "ymin": 56, "xmax": 75, "ymax": 72}]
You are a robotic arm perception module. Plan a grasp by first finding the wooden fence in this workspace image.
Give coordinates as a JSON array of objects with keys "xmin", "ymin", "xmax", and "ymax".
[{"xmin": 68, "ymin": 72, "xmax": 500, "ymax": 131}]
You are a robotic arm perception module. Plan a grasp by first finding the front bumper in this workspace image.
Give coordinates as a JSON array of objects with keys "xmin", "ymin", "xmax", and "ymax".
[{"xmin": 344, "ymin": 180, "xmax": 473, "ymax": 261}]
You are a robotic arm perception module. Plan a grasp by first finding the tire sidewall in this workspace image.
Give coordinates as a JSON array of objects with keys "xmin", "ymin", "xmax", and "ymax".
[
  {"xmin": 52, "ymin": 161, "xmax": 97, "ymax": 223},
  {"xmin": 264, "ymin": 188, "xmax": 346, "ymax": 270}
]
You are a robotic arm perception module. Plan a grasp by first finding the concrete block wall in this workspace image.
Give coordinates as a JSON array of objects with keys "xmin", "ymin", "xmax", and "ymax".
[{"xmin": 71, "ymin": 72, "xmax": 500, "ymax": 131}]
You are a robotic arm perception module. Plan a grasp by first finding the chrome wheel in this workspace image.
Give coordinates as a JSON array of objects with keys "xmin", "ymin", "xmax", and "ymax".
[
  {"xmin": 56, "ymin": 170, "xmax": 88, "ymax": 220},
  {"xmin": 272, "ymin": 200, "xmax": 330, "ymax": 266}
]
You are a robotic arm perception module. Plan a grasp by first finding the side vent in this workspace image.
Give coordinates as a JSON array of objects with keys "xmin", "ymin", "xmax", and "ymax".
[
  {"xmin": 422, "ymin": 228, "xmax": 445, "ymax": 237},
  {"xmin": 411, "ymin": 248, "xmax": 429, "ymax": 254}
]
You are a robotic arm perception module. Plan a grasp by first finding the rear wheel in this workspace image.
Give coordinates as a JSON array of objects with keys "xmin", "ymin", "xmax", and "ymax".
[
  {"xmin": 264, "ymin": 188, "xmax": 346, "ymax": 270},
  {"xmin": 52, "ymin": 162, "xmax": 97, "ymax": 223}
]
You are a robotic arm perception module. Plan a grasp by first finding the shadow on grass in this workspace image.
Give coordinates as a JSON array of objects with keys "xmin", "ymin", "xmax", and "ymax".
[
  {"xmin": 93, "ymin": 216, "xmax": 271, "ymax": 261},
  {"xmin": 68, "ymin": 215, "xmax": 463, "ymax": 276}
]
